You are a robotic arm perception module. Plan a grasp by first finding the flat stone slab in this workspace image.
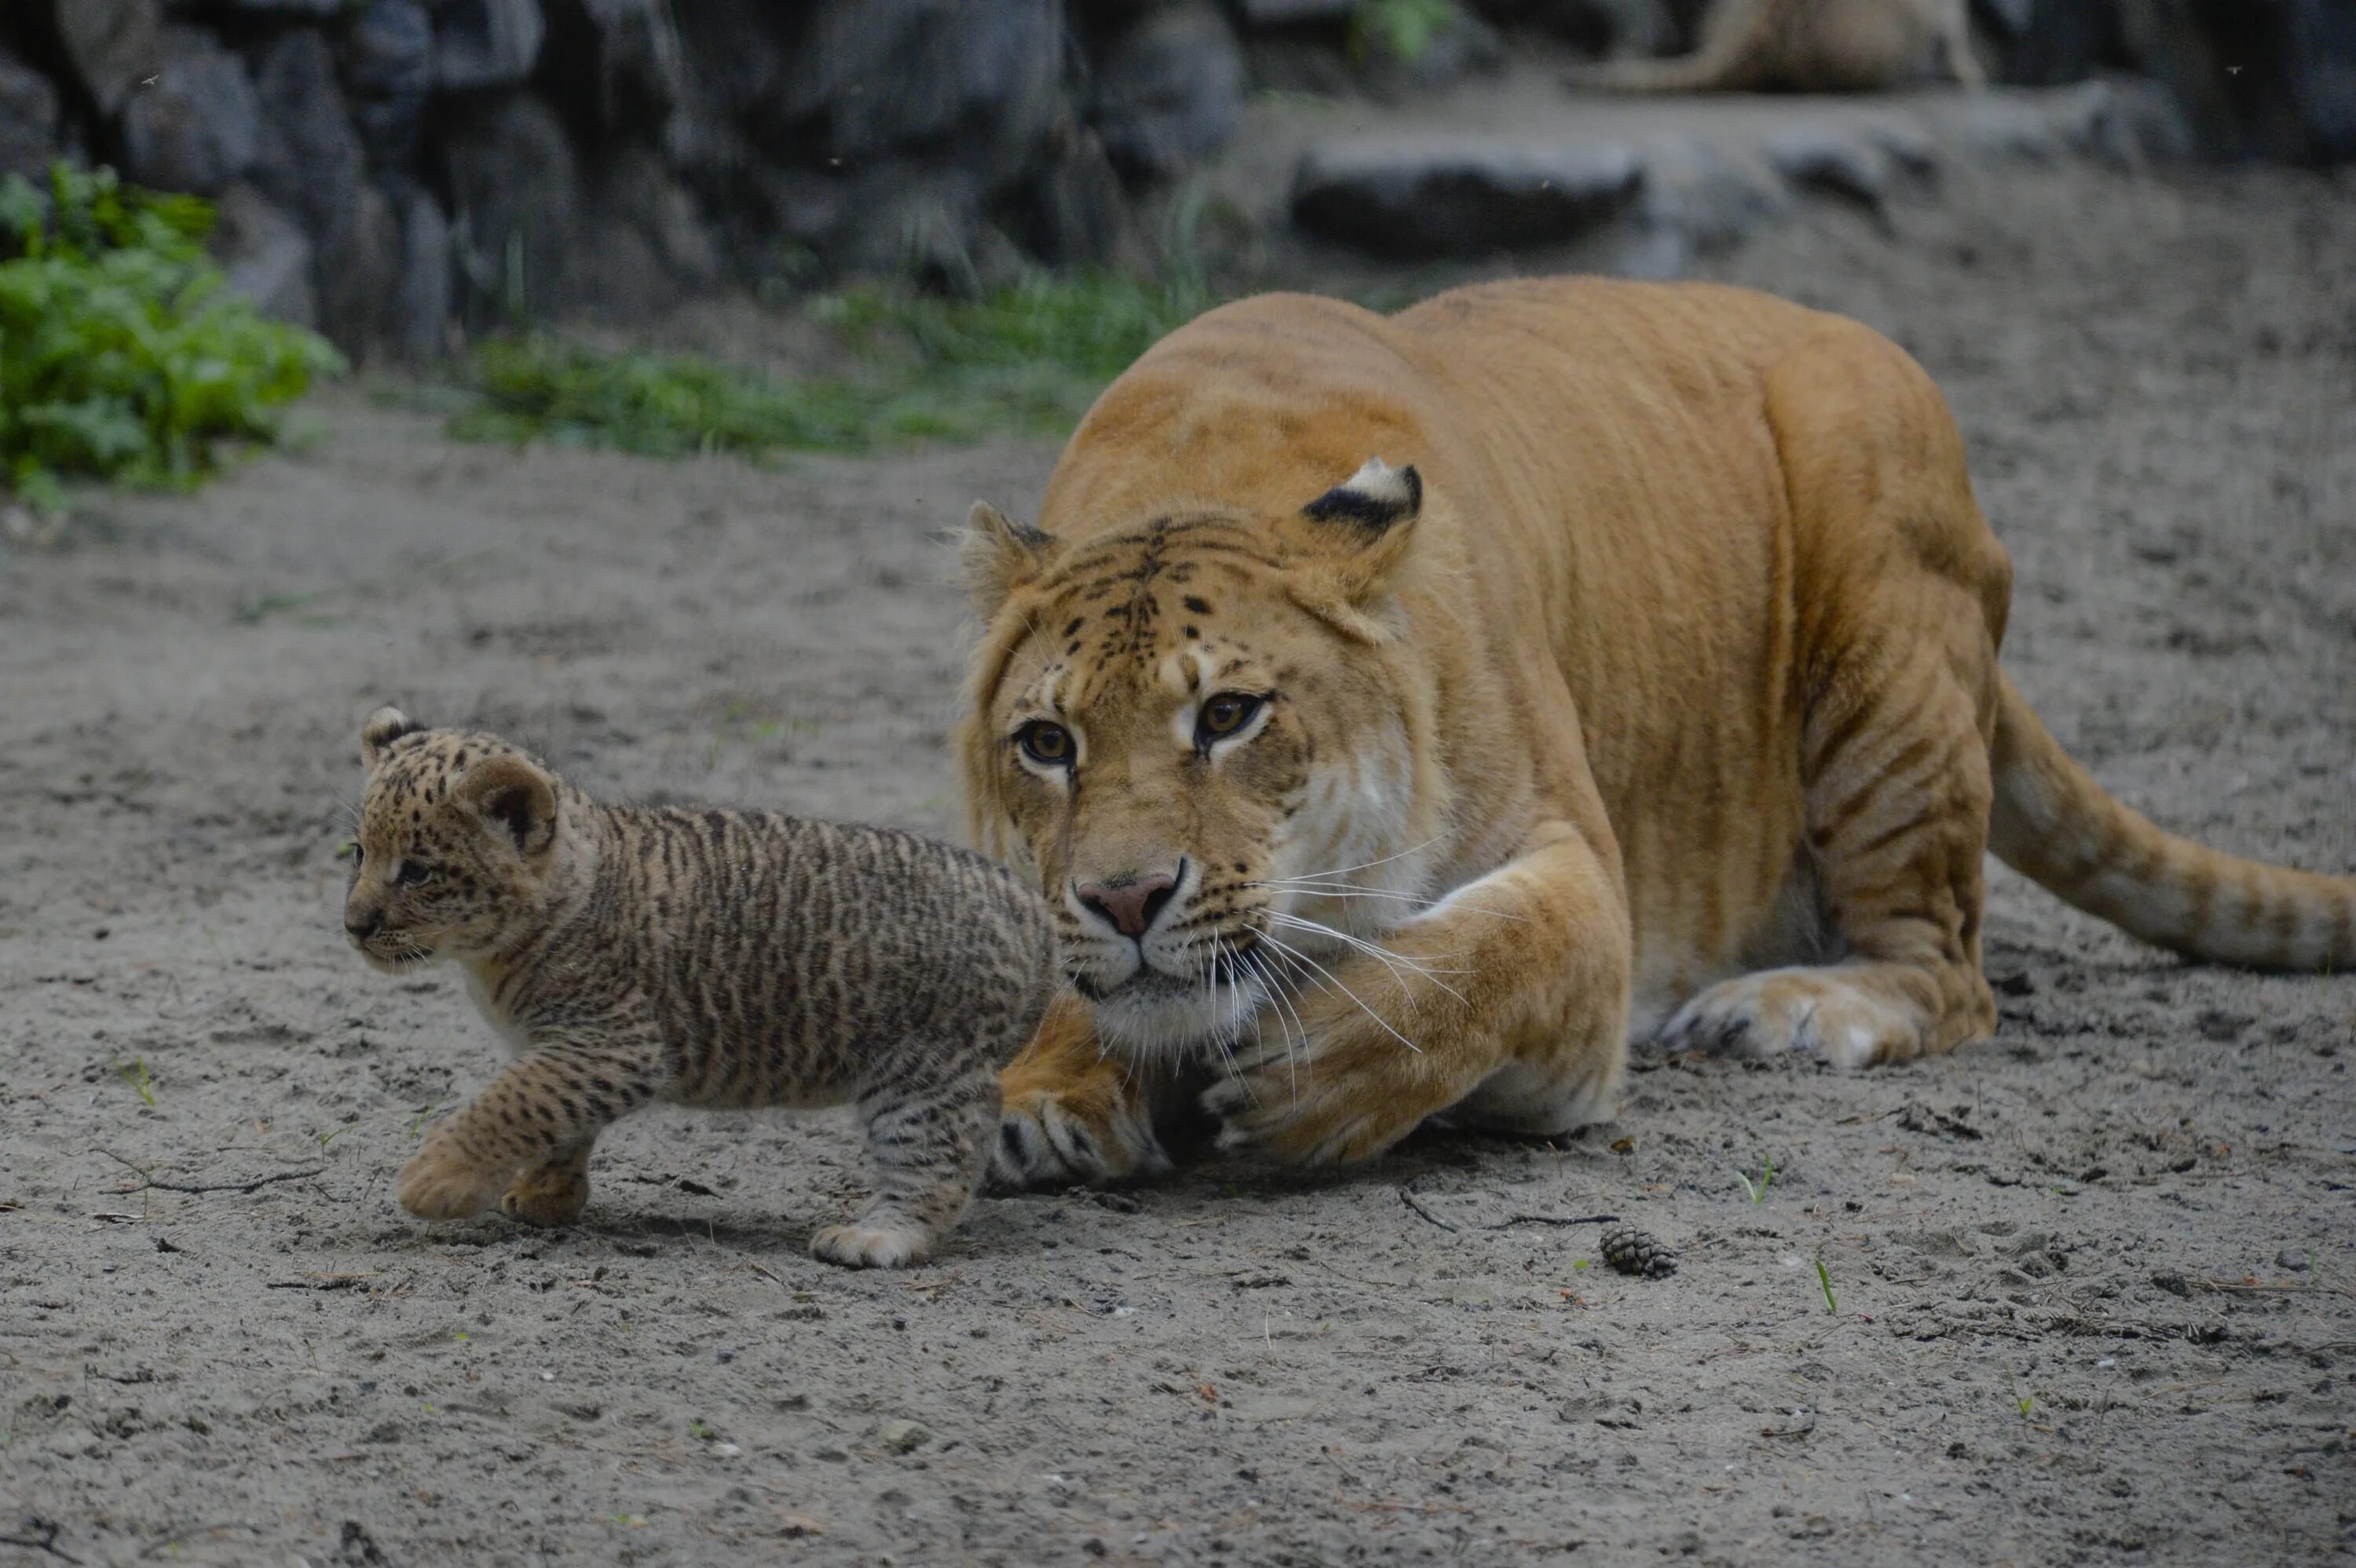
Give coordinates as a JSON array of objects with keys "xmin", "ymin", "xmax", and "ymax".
[
  {"xmin": 1292, "ymin": 134, "xmax": 1642, "ymax": 257},
  {"xmin": 1264, "ymin": 70, "xmax": 2189, "ymax": 269}
]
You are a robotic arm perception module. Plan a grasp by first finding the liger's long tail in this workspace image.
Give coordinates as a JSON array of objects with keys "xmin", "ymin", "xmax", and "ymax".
[{"xmin": 1988, "ymin": 671, "xmax": 2354, "ymax": 970}]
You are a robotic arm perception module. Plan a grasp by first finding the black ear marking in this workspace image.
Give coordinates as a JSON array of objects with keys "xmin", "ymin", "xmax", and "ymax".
[
  {"xmin": 360, "ymin": 705, "xmax": 426, "ymax": 767},
  {"xmin": 1304, "ymin": 457, "xmax": 1423, "ymax": 531}
]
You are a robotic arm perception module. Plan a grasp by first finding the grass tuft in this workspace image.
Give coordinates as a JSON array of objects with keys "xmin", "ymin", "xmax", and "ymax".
[
  {"xmin": 448, "ymin": 272, "xmax": 1220, "ymax": 461},
  {"xmin": 114, "ymin": 1057, "xmax": 157, "ymax": 1108},
  {"xmin": 1813, "ymin": 1256, "xmax": 1837, "ymax": 1314}
]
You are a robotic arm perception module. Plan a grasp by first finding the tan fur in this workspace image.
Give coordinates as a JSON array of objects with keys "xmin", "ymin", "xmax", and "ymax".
[
  {"xmin": 346, "ymin": 709, "xmax": 1055, "ymax": 1266},
  {"xmin": 1564, "ymin": 0, "xmax": 1984, "ymax": 93},
  {"xmin": 959, "ymin": 278, "xmax": 2355, "ymax": 1190}
]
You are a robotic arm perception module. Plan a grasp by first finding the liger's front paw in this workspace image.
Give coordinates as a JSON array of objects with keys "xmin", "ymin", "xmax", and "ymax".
[
  {"xmin": 396, "ymin": 1134, "xmax": 509, "ymax": 1221},
  {"xmin": 1202, "ymin": 1011, "xmax": 1453, "ymax": 1166},
  {"xmin": 988, "ymin": 1084, "xmax": 1168, "ymax": 1193},
  {"xmin": 810, "ymin": 1222, "xmax": 932, "ymax": 1270},
  {"xmin": 500, "ymin": 1160, "xmax": 591, "ymax": 1227},
  {"xmin": 1655, "ymin": 968, "xmax": 1920, "ymax": 1068}
]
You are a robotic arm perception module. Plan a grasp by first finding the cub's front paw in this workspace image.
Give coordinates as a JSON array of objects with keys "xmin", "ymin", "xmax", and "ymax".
[
  {"xmin": 397, "ymin": 1134, "xmax": 508, "ymax": 1221},
  {"xmin": 810, "ymin": 1222, "xmax": 932, "ymax": 1270},
  {"xmin": 501, "ymin": 1160, "xmax": 591, "ymax": 1227}
]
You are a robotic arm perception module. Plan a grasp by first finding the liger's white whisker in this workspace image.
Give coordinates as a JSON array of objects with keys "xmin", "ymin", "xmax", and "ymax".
[
  {"xmin": 1261, "ymin": 912, "xmax": 1473, "ymax": 1008},
  {"xmin": 1277, "ymin": 835, "xmax": 1448, "ymax": 886},
  {"xmin": 1243, "ymin": 945, "xmax": 1308, "ymax": 1102},
  {"xmin": 1253, "ymin": 926, "xmax": 1423, "ymax": 1057}
]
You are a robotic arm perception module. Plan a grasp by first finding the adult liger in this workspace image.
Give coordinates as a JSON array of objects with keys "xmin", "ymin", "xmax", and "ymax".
[{"xmin": 961, "ymin": 278, "xmax": 2354, "ymax": 1189}]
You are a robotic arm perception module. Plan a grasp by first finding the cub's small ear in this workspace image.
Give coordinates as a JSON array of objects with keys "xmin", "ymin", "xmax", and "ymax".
[
  {"xmin": 361, "ymin": 706, "xmax": 424, "ymax": 769},
  {"xmin": 1303, "ymin": 457, "xmax": 1422, "ymax": 533},
  {"xmin": 457, "ymin": 755, "xmax": 559, "ymax": 858},
  {"xmin": 964, "ymin": 501, "xmax": 1056, "ymax": 618}
]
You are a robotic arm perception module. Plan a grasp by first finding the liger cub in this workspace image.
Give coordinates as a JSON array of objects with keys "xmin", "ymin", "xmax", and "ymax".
[{"xmin": 343, "ymin": 708, "xmax": 1055, "ymax": 1268}]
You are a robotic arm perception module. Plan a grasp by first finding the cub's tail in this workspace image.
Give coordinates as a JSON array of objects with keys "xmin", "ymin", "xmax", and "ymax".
[{"xmin": 1989, "ymin": 671, "xmax": 2354, "ymax": 970}]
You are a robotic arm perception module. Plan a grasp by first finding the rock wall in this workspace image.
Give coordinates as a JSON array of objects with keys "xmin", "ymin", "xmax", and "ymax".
[
  {"xmin": 1, "ymin": 0, "xmax": 2342, "ymax": 362},
  {"xmin": 0, "ymin": 0, "xmax": 1255, "ymax": 360}
]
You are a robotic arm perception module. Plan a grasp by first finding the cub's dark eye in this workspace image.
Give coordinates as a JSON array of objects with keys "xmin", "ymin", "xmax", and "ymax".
[
  {"xmin": 396, "ymin": 860, "xmax": 434, "ymax": 887},
  {"xmin": 1017, "ymin": 721, "xmax": 1074, "ymax": 767},
  {"xmin": 1196, "ymin": 693, "xmax": 1264, "ymax": 744}
]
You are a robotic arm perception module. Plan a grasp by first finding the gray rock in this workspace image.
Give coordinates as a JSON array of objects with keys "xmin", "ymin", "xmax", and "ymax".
[
  {"xmin": 395, "ymin": 187, "xmax": 452, "ymax": 361},
  {"xmin": 440, "ymin": 92, "xmax": 582, "ymax": 323},
  {"xmin": 343, "ymin": 0, "xmax": 434, "ymax": 175},
  {"xmin": 560, "ymin": 0, "xmax": 690, "ymax": 125},
  {"xmin": 211, "ymin": 182, "xmax": 316, "ymax": 328},
  {"xmin": 1236, "ymin": 0, "xmax": 1355, "ymax": 22},
  {"xmin": 436, "ymin": 0, "xmax": 547, "ymax": 91},
  {"xmin": 318, "ymin": 181, "xmax": 401, "ymax": 358},
  {"xmin": 251, "ymin": 29, "xmax": 365, "ymax": 246},
  {"xmin": 55, "ymin": 0, "xmax": 161, "ymax": 118},
  {"xmin": 1763, "ymin": 129, "xmax": 1890, "ymax": 210},
  {"xmin": 1089, "ymin": 0, "xmax": 1244, "ymax": 179},
  {"xmin": 120, "ymin": 26, "xmax": 264, "ymax": 196},
  {"xmin": 2277, "ymin": 1245, "xmax": 2311, "ymax": 1272},
  {"xmin": 251, "ymin": 28, "xmax": 394, "ymax": 353},
  {"xmin": 1633, "ymin": 137, "xmax": 1787, "ymax": 257},
  {"xmin": 344, "ymin": 0, "xmax": 436, "ymax": 97},
  {"xmin": 0, "ymin": 46, "xmax": 62, "ymax": 180},
  {"xmin": 575, "ymin": 143, "xmax": 719, "ymax": 317},
  {"xmin": 2196, "ymin": 0, "xmax": 2356, "ymax": 163},
  {"xmin": 779, "ymin": 0, "xmax": 1067, "ymax": 185},
  {"xmin": 1976, "ymin": 0, "xmax": 2119, "ymax": 86},
  {"xmin": 1021, "ymin": 126, "xmax": 1129, "ymax": 265},
  {"xmin": 1292, "ymin": 133, "xmax": 1641, "ymax": 258},
  {"xmin": 875, "ymin": 1419, "xmax": 930, "ymax": 1454}
]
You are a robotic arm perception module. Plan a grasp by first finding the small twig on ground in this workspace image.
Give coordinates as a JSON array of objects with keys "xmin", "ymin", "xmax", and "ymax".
[
  {"xmin": 97, "ymin": 1149, "xmax": 324, "ymax": 1195},
  {"xmin": 1485, "ymin": 1212, "xmax": 1619, "ymax": 1230},
  {"xmin": 0, "ymin": 1519, "xmax": 82, "ymax": 1564},
  {"xmin": 1397, "ymin": 1181, "xmax": 1457, "ymax": 1232}
]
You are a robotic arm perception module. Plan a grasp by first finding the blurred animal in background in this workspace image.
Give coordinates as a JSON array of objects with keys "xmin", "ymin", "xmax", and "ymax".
[{"xmin": 1564, "ymin": 0, "xmax": 1985, "ymax": 92}]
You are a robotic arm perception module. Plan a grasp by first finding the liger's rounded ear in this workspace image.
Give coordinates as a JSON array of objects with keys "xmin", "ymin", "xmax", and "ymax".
[
  {"xmin": 361, "ymin": 706, "xmax": 423, "ymax": 769},
  {"xmin": 964, "ymin": 501, "xmax": 1057, "ymax": 618},
  {"xmin": 457, "ymin": 755, "xmax": 559, "ymax": 858},
  {"xmin": 1281, "ymin": 458, "xmax": 1427, "ymax": 638}
]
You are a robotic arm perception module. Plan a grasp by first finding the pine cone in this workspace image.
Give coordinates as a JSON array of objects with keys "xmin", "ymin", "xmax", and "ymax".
[{"xmin": 1599, "ymin": 1223, "xmax": 1677, "ymax": 1278}]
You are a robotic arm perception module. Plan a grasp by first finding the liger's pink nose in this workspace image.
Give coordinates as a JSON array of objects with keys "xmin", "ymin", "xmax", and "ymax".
[{"xmin": 1076, "ymin": 872, "xmax": 1178, "ymax": 939}]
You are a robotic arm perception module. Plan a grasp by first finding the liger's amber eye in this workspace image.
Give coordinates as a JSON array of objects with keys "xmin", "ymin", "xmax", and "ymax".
[
  {"xmin": 1017, "ymin": 721, "xmax": 1074, "ymax": 766},
  {"xmin": 1197, "ymin": 693, "xmax": 1263, "ymax": 744}
]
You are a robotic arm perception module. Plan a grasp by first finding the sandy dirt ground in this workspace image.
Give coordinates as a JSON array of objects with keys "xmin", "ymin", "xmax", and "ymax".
[{"xmin": 4, "ymin": 159, "xmax": 2354, "ymax": 1567}]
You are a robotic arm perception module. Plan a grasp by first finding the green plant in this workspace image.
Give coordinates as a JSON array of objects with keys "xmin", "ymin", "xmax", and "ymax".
[
  {"xmin": 114, "ymin": 1057, "xmax": 156, "ymax": 1108},
  {"xmin": 1813, "ymin": 1257, "xmax": 1837, "ymax": 1314},
  {"xmin": 2008, "ymin": 1372, "xmax": 2033, "ymax": 1419},
  {"xmin": 1736, "ymin": 1153, "xmax": 1775, "ymax": 1204},
  {"xmin": 449, "ymin": 272, "xmax": 1221, "ymax": 462},
  {"xmin": 0, "ymin": 164, "xmax": 343, "ymax": 512},
  {"xmin": 1349, "ymin": 0, "xmax": 1461, "ymax": 64}
]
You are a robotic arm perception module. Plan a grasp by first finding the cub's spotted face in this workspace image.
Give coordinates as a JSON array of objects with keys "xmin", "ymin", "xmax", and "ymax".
[
  {"xmin": 345, "ymin": 707, "xmax": 561, "ymax": 972},
  {"xmin": 961, "ymin": 460, "xmax": 1432, "ymax": 1060}
]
